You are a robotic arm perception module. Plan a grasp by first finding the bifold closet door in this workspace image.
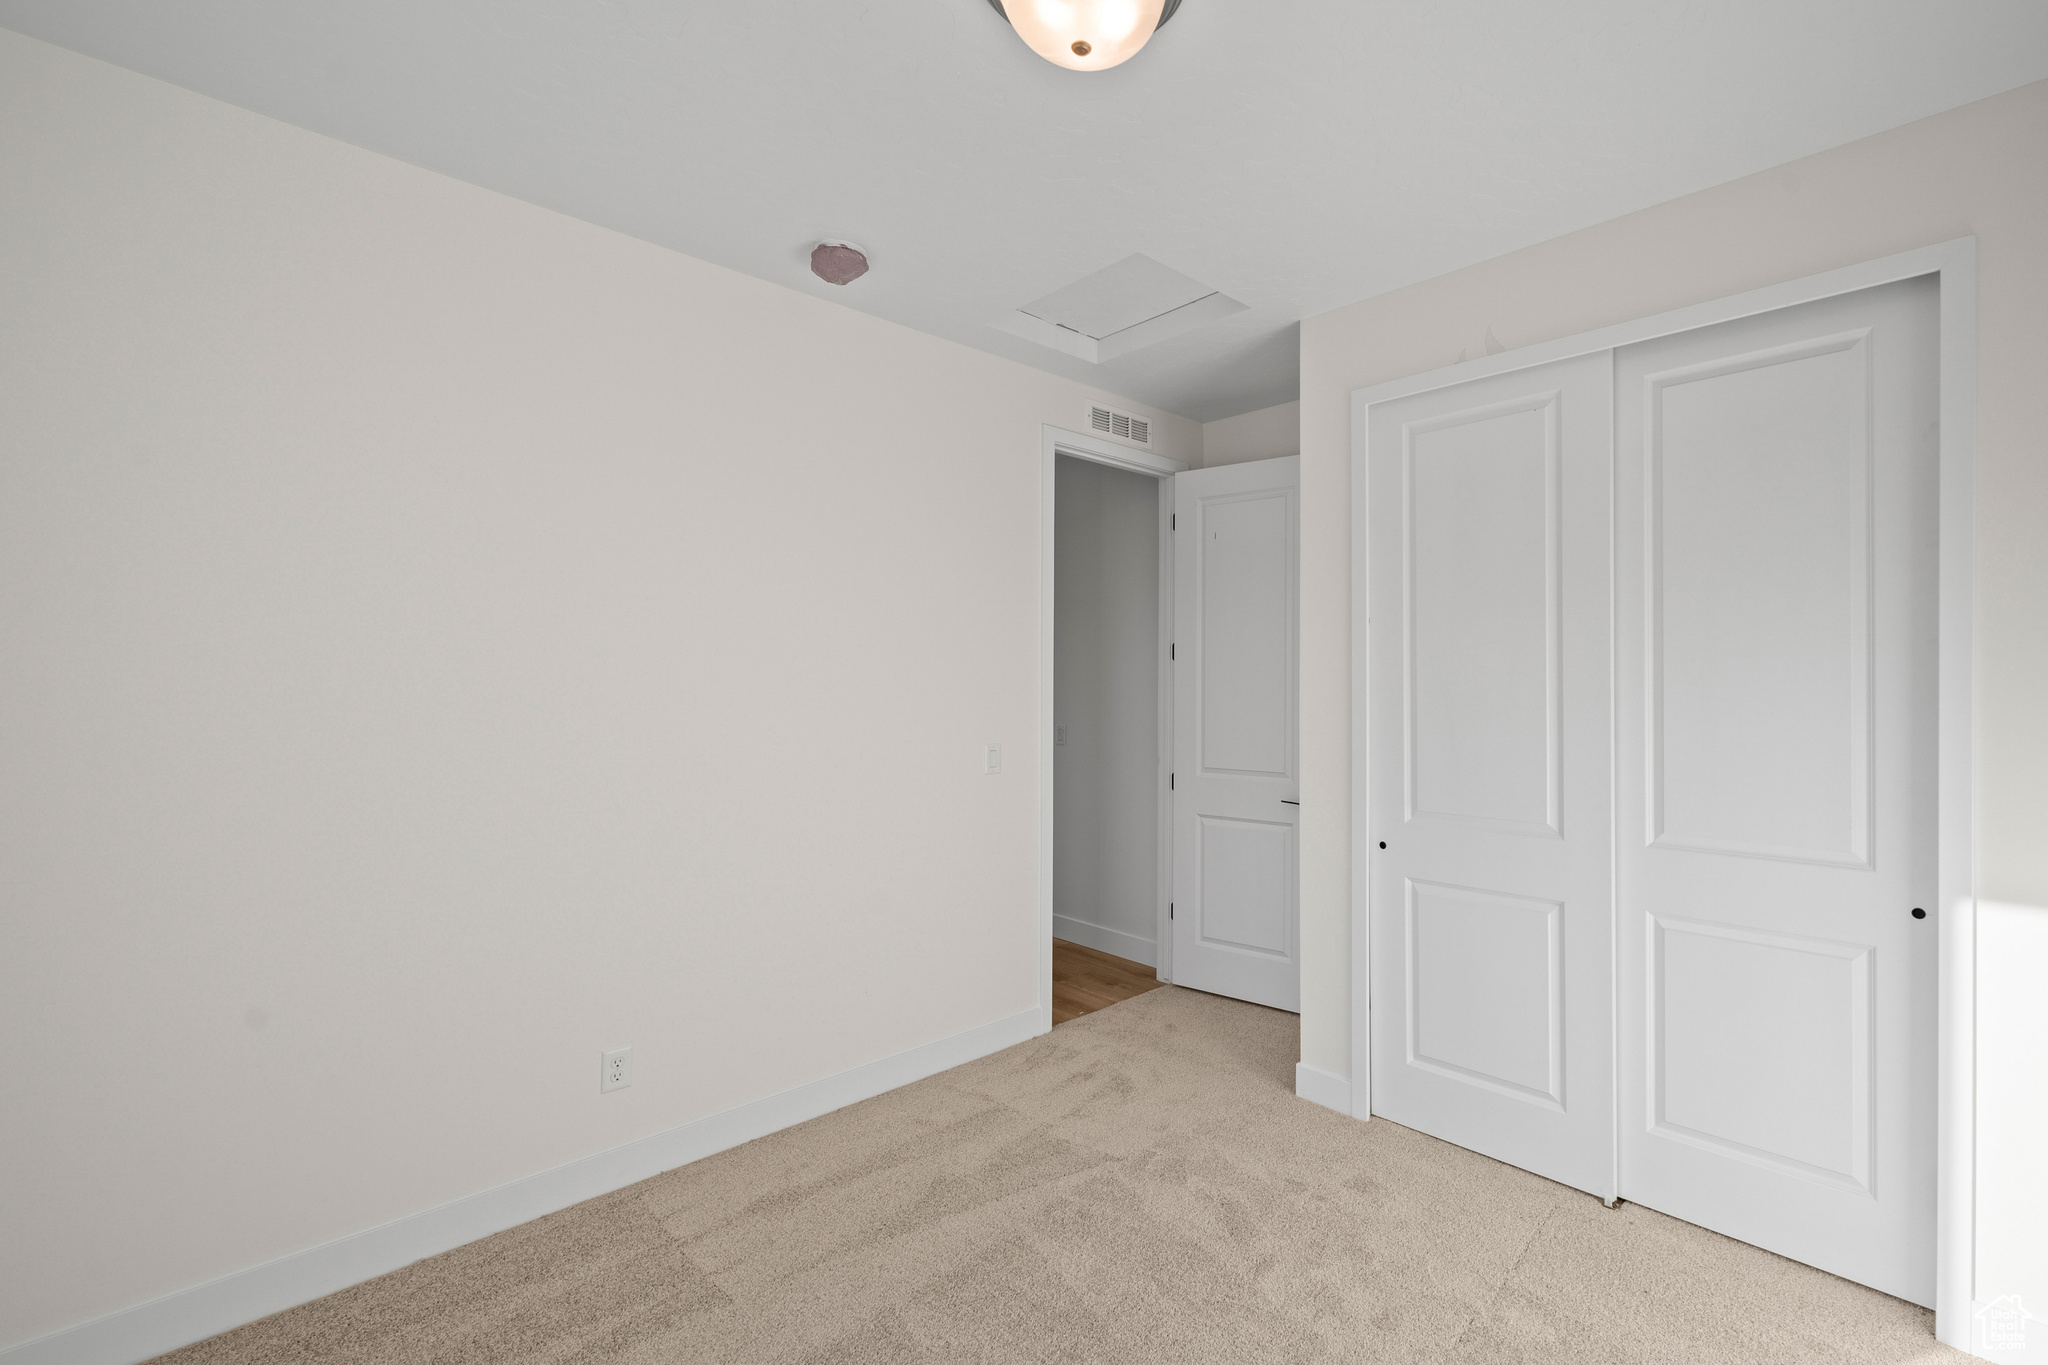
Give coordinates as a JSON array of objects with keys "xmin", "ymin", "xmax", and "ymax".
[
  {"xmin": 1614, "ymin": 277, "xmax": 1939, "ymax": 1306},
  {"xmin": 1366, "ymin": 353, "xmax": 1615, "ymax": 1200}
]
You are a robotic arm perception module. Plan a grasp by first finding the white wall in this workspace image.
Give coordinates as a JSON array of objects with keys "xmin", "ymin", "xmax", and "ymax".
[
  {"xmin": 1053, "ymin": 456, "xmax": 1161, "ymax": 966},
  {"xmin": 0, "ymin": 30, "xmax": 1198, "ymax": 1353},
  {"xmin": 1298, "ymin": 79, "xmax": 2048, "ymax": 1349},
  {"xmin": 1201, "ymin": 400, "xmax": 1300, "ymax": 468}
]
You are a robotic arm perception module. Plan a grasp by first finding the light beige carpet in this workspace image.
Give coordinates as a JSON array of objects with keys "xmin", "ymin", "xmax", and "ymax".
[{"xmin": 159, "ymin": 987, "xmax": 1962, "ymax": 1364}]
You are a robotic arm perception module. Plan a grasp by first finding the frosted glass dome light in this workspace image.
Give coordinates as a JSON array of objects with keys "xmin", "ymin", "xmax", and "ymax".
[{"xmin": 990, "ymin": 0, "xmax": 1178, "ymax": 72}]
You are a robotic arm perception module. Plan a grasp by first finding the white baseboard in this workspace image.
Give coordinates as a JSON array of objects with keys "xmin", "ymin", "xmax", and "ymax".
[
  {"xmin": 1295, "ymin": 1062, "xmax": 1354, "ymax": 1116},
  {"xmin": 1, "ymin": 1006, "xmax": 1045, "ymax": 1365},
  {"xmin": 1052, "ymin": 914, "xmax": 1157, "ymax": 967}
]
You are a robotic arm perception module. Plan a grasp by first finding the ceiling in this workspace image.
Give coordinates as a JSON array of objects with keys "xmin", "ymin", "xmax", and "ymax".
[{"xmin": 3, "ymin": 1, "xmax": 2043, "ymax": 421}]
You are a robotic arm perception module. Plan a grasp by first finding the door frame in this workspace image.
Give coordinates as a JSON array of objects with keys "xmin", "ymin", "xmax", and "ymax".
[
  {"xmin": 1347, "ymin": 239, "xmax": 1977, "ymax": 1342},
  {"xmin": 1038, "ymin": 424, "xmax": 1188, "ymax": 1033}
]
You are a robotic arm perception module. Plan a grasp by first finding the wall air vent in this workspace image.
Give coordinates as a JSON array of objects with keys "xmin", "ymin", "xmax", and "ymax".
[{"xmin": 1090, "ymin": 405, "xmax": 1151, "ymax": 445}]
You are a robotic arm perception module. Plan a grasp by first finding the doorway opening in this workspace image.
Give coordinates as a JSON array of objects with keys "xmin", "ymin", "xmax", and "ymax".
[
  {"xmin": 1049, "ymin": 441, "xmax": 1176, "ymax": 1024},
  {"xmin": 1039, "ymin": 423, "xmax": 1304, "ymax": 1029}
]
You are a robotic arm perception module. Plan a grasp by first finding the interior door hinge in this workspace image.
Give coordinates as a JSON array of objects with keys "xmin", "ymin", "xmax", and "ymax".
[
  {"xmin": 1169, "ymin": 773, "xmax": 1175, "ymax": 790},
  {"xmin": 1169, "ymin": 903, "xmax": 1175, "ymax": 919},
  {"xmin": 1170, "ymin": 642, "xmax": 1175, "ymax": 660},
  {"xmin": 1171, "ymin": 513, "xmax": 1177, "ymax": 530}
]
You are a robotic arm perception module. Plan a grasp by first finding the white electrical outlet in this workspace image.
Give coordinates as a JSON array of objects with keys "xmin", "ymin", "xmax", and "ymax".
[
  {"xmin": 601, "ymin": 1046, "xmax": 632, "ymax": 1093},
  {"xmin": 984, "ymin": 743, "xmax": 1002, "ymax": 774},
  {"xmin": 1056, "ymin": 725, "xmax": 1067, "ymax": 746}
]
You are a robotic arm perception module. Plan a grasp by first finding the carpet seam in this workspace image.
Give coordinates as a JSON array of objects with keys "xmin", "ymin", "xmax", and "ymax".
[{"xmin": 1435, "ymin": 1199, "xmax": 1566, "ymax": 1362}]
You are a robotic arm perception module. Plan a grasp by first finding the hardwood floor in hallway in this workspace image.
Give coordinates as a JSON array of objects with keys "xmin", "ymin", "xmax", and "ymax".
[{"xmin": 1051, "ymin": 938, "xmax": 1163, "ymax": 1025}]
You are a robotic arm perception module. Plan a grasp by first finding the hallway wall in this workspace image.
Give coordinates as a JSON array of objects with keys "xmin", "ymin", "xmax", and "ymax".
[{"xmin": 1053, "ymin": 456, "xmax": 1162, "ymax": 965}]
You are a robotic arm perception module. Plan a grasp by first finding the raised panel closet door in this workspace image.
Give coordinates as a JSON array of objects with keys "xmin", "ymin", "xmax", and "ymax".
[
  {"xmin": 1366, "ymin": 352, "xmax": 1615, "ymax": 1200},
  {"xmin": 1614, "ymin": 276, "xmax": 1939, "ymax": 1305}
]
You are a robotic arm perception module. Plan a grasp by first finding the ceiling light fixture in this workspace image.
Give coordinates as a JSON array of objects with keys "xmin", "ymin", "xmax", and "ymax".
[{"xmin": 986, "ymin": 0, "xmax": 1183, "ymax": 72}]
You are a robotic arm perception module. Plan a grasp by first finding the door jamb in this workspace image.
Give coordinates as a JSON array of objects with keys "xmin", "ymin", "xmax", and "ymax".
[
  {"xmin": 1346, "ymin": 238, "xmax": 1976, "ymax": 1343},
  {"xmin": 1039, "ymin": 425, "xmax": 1188, "ymax": 1034}
]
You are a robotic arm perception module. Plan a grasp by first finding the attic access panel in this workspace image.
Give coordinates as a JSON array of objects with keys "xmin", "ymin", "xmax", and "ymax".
[{"xmin": 993, "ymin": 254, "xmax": 1247, "ymax": 363}]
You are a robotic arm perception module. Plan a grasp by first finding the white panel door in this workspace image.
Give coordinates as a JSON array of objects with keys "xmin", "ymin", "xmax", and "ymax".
[
  {"xmin": 1367, "ymin": 353, "xmax": 1615, "ymax": 1200},
  {"xmin": 1172, "ymin": 457, "xmax": 1299, "ymax": 1011},
  {"xmin": 1615, "ymin": 277, "xmax": 1939, "ymax": 1305}
]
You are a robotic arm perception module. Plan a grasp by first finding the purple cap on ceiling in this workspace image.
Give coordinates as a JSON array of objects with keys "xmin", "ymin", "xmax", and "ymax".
[{"xmin": 810, "ymin": 242, "xmax": 869, "ymax": 286}]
